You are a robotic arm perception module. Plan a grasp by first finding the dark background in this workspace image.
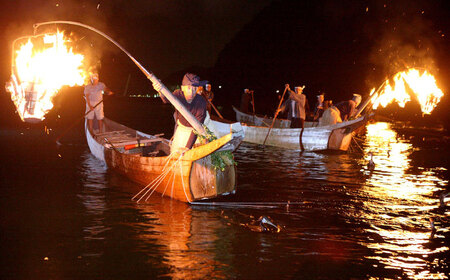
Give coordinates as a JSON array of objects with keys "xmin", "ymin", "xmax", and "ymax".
[{"xmin": 1, "ymin": 0, "xmax": 449, "ymax": 130}]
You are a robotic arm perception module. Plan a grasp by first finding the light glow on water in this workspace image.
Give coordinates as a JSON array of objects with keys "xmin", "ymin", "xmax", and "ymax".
[{"xmin": 359, "ymin": 122, "xmax": 448, "ymax": 279}]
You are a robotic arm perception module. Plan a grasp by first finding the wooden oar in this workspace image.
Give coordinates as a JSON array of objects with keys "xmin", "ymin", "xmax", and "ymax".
[
  {"xmin": 262, "ymin": 86, "xmax": 288, "ymax": 146},
  {"xmin": 207, "ymin": 99, "xmax": 224, "ymax": 119},
  {"xmin": 251, "ymin": 91, "xmax": 256, "ymax": 114},
  {"xmin": 55, "ymin": 99, "xmax": 103, "ymax": 144}
]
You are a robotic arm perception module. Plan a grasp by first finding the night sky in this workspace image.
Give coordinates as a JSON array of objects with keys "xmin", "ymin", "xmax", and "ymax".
[{"xmin": 1, "ymin": 0, "xmax": 449, "ymax": 123}]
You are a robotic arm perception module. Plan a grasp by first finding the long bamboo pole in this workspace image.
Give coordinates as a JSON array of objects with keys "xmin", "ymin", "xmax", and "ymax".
[
  {"xmin": 55, "ymin": 99, "xmax": 103, "ymax": 144},
  {"xmin": 33, "ymin": 21, "xmax": 206, "ymax": 136},
  {"xmin": 262, "ymin": 86, "xmax": 288, "ymax": 146},
  {"xmin": 354, "ymin": 80, "xmax": 387, "ymax": 117},
  {"xmin": 207, "ymin": 99, "xmax": 224, "ymax": 119}
]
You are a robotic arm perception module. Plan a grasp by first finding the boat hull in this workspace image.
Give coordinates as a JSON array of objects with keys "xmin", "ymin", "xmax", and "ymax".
[
  {"xmin": 211, "ymin": 112, "xmax": 368, "ymax": 151},
  {"xmin": 233, "ymin": 106, "xmax": 291, "ymax": 128},
  {"xmin": 85, "ymin": 118, "xmax": 244, "ymax": 202}
]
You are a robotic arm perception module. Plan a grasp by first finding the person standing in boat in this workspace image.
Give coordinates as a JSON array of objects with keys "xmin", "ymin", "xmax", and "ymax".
[
  {"xmin": 153, "ymin": 73, "xmax": 208, "ymax": 153},
  {"xmin": 313, "ymin": 93, "xmax": 325, "ymax": 121},
  {"xmin": 277, "ymin": 84, "xmax": 309, "ymax": 151},
  {"xmin": 240, "ymin": 88, "xmax": 254, "ymax": 114},
  {"xmin": 335, "ymin": 94, "xmax": 362, "ymax": 121},
  {"xmin": 202, "ymin": 83, "xmax": 215, "ymax": 115},
  {"xmin": 278, "ymin": 84, "xmax": 309, "ymax": 129},
  {"xmin": 84, "ymin": 73, "xmax": 114, "ymax": 134}
]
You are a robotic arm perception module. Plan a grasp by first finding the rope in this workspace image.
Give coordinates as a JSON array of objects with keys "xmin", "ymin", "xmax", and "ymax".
[
  {"xmin": 179, "ymin": 152, "xmax": 191, "ymax": 203},
  {"xmin": 132, "ymin": 152, "xmax": 181, "ymax": 202},
  {"xmin": 351, "ymin": 136, "xmax": 364, "ymax": 153},
  {"xmin": 189, "ymin": 201, "xmax": 305, "ymax": 209}
]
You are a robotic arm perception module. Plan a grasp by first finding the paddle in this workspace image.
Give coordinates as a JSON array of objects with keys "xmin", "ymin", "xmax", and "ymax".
[
  {"xmin": 262, "ymin": 85, "xmax": 289, "ymax": 146},
  {"xmin": 206, "ymin": 99, "xmax": 224, "ymax": 119},
  {"xmin": 55, "ymin": 99, "xmax": 103, "ymax": 144},
  {"xmin": 250, "ymin": 91, "xmax": 256, "ymax": 114}
]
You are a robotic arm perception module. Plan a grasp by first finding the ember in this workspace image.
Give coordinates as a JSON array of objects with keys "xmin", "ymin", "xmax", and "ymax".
[
  {"xmin": 5, "ymin": 30, "xmax": 88, "ymax": 122},
  {"xmin": 370, "ymin": 68, "xmax": 444, "ymax": 115}
]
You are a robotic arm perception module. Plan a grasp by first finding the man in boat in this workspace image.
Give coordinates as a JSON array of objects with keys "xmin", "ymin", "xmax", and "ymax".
[
  {"xmin": 334, "ymin": 94, "xmax": 362, "ymax": 121},
  {"xmin": 319, "ymin": 101, "xmax": 342, "ymax": 126},
  {"xmin": 313, "ymin": 93, "xmax": 325, "ymax": 121},
  {"xmin": 278, "ymin": 84, "xmax": 309, "ymax": 129},
  {"xmin": 84, "ymin": 73, "xmax": 114, "ymax": 134},
  {"xmin": 153, "ymin": 73, "xmax": 208, "ymax": 153},
  {"xmin": 240, "ymin": 88, "xmax": 254, "ymax": 114},
  {"xmin": 202, "ymin": 83, "xmax": 215, "ymax": 115}
]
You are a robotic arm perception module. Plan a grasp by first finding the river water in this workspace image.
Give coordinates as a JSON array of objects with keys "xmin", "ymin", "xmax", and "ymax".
[{"xmin": 0, "ymin": 118, "xmax": 448, "ymax": 279}]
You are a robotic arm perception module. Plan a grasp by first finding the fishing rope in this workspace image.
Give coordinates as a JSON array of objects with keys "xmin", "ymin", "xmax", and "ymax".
[
  {"xmin": 351, "ymin": 136, "xmax": 364, "ymax": 153},
  {"xmin": 189, "ymin": 201, "xmax": 305, "ymax": 208},
  {"xmin": 161, "ymin": 165, "xmax": 176, "ymax": 197},
  {"xmin": 179, "ymin": 152, "xmax": 192, "ymax": 203},
  {"xmin": 132, "ymin": 152, "xmax": 180, "ymax": 202},
  {"xmin": 141, "ymin": 155, "xmax": 185, "ymax": 202},
  {"xmin": 131, "ymin": 152, "xmax": 176, "ymax": 200}
]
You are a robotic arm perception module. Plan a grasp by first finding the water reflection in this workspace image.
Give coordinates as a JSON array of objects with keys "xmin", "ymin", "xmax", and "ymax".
[
  {"xmin": 69, "ymin": 122, "xmax": 449, "ymax": 279},
  {"xmin": 136, "ymin": 198, "xmax": 229, "ymax": 279},
  {"xmin": 358, "ymin": 122, "xmax": 449, "ymax": 279},
  {"xmin": 78, "ymin": 152, "xmax": 109, "ymax": 256}
]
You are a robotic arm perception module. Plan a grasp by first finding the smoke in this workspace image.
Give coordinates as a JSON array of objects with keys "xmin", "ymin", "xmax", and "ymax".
[{"xmin": 366, "ymin": 1, "xmax": 442, "ymax": 83}]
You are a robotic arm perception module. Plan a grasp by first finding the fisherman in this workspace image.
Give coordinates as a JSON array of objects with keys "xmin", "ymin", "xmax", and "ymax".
[
  {"xmin": 277, "ymin": 84, "xmax": 309, "ymax": 129},
  {"xmin": 84, "ymin": 73, "xmax": 114, "ymax": 134},
  {"xmin": 240, "ymin": 88, "xmax": 253, "ymax": 113},
  {"xmin": 318, "ymin": 101, "xmax": 342, "ymax": 126},
  {"xmin": 335, "ymin": 94, "xmax": 362, "ymax": 121},
  {"xmin": 313, "ymin": 93, "xmax": 325, "ymax": 121},
  {"xmin": 202, "ymin": 83, "xmax": 215, "ymax": 114},
  {"xmin": 152, "ymin": 73, "xmax": 208, "ymax": 154}
]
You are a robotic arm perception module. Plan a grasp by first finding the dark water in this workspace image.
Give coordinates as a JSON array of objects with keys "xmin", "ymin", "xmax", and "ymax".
[{"xmin": 1, "ymin": 119, "xmax": 449, "ymax": 279}]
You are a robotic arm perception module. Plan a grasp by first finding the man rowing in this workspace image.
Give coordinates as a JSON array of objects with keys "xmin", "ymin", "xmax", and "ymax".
[{"xmin": 84, "ymin": 73, "xmax": 114, "ymax": 134}]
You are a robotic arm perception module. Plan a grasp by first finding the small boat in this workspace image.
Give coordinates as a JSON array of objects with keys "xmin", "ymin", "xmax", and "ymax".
[
  {"xmin": 85, "ymin": 118, "xmax": 244, "ymax": 202},
  {"xmin": 233, "ymin": 106, "xmax": 290, "ymax": 128},
  {"xmin": 210, "ymin": 107, "xmax": 370, "ymax": 152}
]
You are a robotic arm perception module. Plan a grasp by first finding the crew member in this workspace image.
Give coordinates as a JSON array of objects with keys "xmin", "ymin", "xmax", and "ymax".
[
  {"xmin": 278, "ymin": 84, "xmax": 308, "ymax": 129},
  {"xmin": 153, "ymin": 73, "xmax": 208, "ymax": 153},
  {"xmin": 84, "ymin": 73, "xmax": 114, "ymax": 134},
  {"xmin": 335, "ymin": 94, "xmax": 362, "ymax": 121},
  {"xmin": 240, "ymin": 88, "xmax": 253, "ymax": 114}
]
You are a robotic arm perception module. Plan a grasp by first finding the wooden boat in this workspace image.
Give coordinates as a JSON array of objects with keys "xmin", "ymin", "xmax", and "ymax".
[
  {"xmin": 210, "ymin": 107, "xmax": 370, "ymax": 151},
  {"xmin": 85, "ymin": 118, "xmax": 244, "ymax": 202},
  {"xmin": 232, "ymin": 106, "xmax": 291, "ymax": 128}
]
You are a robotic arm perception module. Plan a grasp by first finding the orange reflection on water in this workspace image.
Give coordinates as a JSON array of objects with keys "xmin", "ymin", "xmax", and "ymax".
[
  {"xmin": 359, "ymin": 122, "xmax": 448, "ymax": 280},
  {"xmin": 138, "ymin": 199, "xmax": 227, "ymax": 279}
]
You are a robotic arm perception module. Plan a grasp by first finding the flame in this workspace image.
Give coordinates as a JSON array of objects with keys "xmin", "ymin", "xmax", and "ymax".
[
  {"xmin": 5, "ymin": 31, "xmax": 88, "ymax": 122},
  {"xmin": 371, "ymin": 68, "xmax": 444, "ymax": 115}
]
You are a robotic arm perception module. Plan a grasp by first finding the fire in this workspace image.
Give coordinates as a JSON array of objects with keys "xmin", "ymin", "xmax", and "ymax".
[
  {"xmin": 371, "ymin": 68, "xmax": 444, "ymax": 115},
  {"xmin": 5, "ymin": 30, "xmax": 88, "ymax": 122}
]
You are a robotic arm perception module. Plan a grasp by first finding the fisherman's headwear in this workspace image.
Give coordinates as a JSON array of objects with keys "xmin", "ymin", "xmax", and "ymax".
[
  {"xmin": 182, "ymin": 73, "xmax": 208, "ymax": 87},
  {"xmin": 353, "ymin": 94, "xmax": 362, "ymax": 106}
]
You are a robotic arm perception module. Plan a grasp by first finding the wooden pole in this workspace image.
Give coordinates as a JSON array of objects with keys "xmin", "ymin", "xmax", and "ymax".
[
  {"xmin": 207, "ymin": 99, "xmax": 224, "ymax": 119},
  {"xmin": 251, "ymin": 91, "xmax": 256, "ymax": 114},
  {"xmin": 55, "ymin": 99, "xmax": 103, "ymax": 144},
  {"xmin": 262, "ymin": 86, "xmax": 289, "ymax": 146},
  {"xmin": 123, "ymin": 73, "xmax": 131, "ymax": 96},
  {"xmin": 33, "ymin": 21, "xmax": 206, "ymax": 136},
  {"xmin": 354, "ymin": 80, "xmax": 387, "ymax": 117}
]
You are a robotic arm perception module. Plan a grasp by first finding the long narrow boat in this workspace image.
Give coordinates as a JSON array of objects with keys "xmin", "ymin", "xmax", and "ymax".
[
  {"xmin": 86, "ymin": 118, "xmax": 244, "ymax": 202},
  {"xmin": 210, "ymin": 107, "xmax": 370, "ymax": 152},
  {"xmin": 232, "ymin": 106, "xmax": 291, "ymax": 128}
]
